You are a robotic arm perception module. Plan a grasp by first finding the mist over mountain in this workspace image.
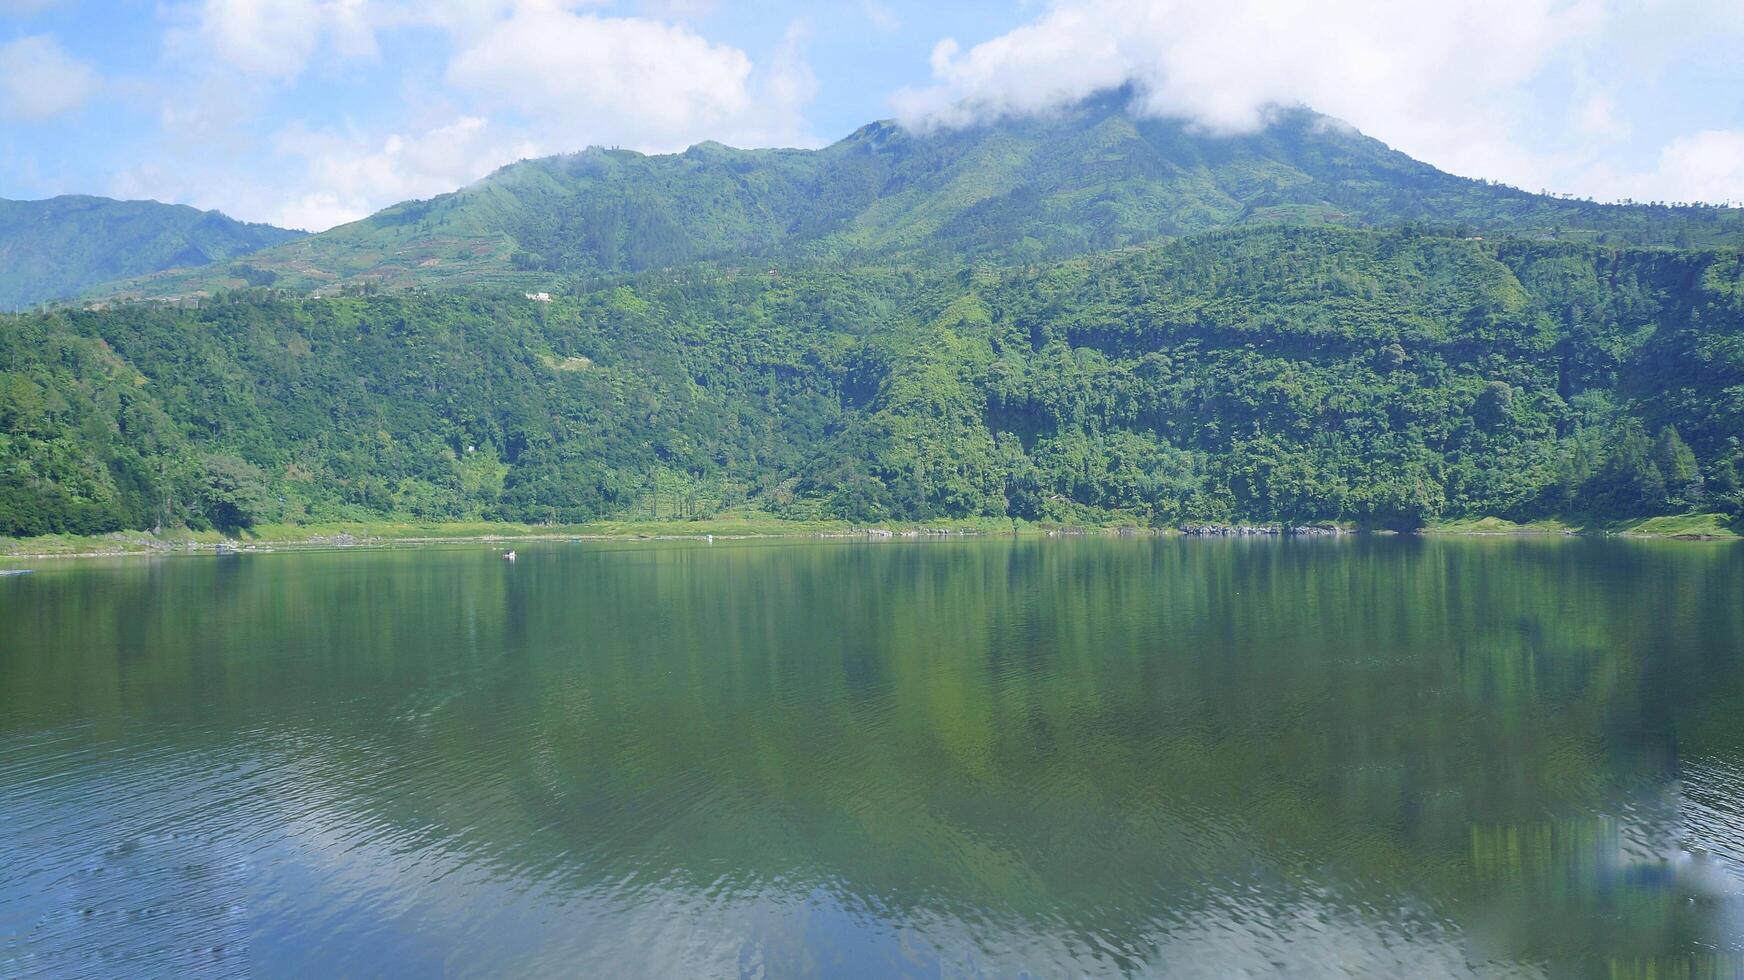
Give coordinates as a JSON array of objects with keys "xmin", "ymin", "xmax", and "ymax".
[{"xmin": 0, "ymin": 196, "xmax": 302, "ymax": 309}]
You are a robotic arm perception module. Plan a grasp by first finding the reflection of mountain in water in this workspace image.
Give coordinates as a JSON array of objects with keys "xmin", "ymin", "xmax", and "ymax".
[{"xmin": 2, "ymin": 537, "xmax": 1743, "ymax": 974}]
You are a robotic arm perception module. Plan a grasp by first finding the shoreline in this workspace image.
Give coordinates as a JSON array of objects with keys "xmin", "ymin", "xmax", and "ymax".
[
  {"xmin": 3, "ymin": 513, "xmax": 1737, "ymax": 562},
  {"xmin": 0, "ymin": 519, "xmax": 1019, "ymax": 561}
]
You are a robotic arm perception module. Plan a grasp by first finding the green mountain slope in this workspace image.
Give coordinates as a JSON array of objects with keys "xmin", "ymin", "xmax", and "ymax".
[
  {"xmin": 103, "ymin": 95, "xmax": 1744, "ymax": 300},
  {"xmin": 7, "ymin": 226, "xmax": 1741, "ymax": 536},
  {"xmin": 0, "ymin": 196, "xmax": 302, "ymax": 309}
]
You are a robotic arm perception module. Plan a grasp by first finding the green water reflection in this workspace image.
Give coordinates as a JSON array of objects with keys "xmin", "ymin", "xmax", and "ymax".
[{"xmin": 2, "ymin": 537, "xmax": 1743, "ymax": 977}]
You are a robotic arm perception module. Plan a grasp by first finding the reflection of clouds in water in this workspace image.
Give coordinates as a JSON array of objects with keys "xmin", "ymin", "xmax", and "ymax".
[
  {"xmin": 21, "ymin": 730, "xmax": 1498, "ymax": 977},
  {"xmin": 609, "ymin": 881, "xmax": 1529, "ymax": 978},
  {"xmin": 1681, "ymin": 757, "xmax": 1744, "ymax": 874},
  {"xmin": 1676, "ymin": 758, "xmax": 1744, "ymax": 947},
  {"xmin": 257, "ymin": 826, "xmax": 1530, "ymax": 978},
  {"xmin": 249, "ymin": 745, "xmax": 1744, "ymax": 977},
  {"xmin": 1143, "ymin": 890, "xmax": 1544, "ymax": 980},
  {"xmin": 1609, "ymin": 762, "xmax": 1744, "ymax": 901},
  {"xmin": 13, "ymin": 721, "xmax": 1731, "ymax": 975},
  {"xmin": 247, "ymin": 745, "xmax": 1526, "ymax": 977}
]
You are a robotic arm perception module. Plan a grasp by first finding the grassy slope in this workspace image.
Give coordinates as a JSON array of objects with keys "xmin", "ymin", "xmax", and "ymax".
[{"xmin": 1428, "ymin": 513, "xmax": 1740, "ymax": 539}]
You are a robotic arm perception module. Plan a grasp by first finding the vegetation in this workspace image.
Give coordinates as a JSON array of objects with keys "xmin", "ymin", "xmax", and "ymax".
[
  {"xmin": 0, "ymin": 196, "xmax": 300, "ymax": 309},
  {"xmin": 5, "ymin": 222, "xmax": 1741, "ymax": 538},
  {"xmin": 6, "ymin": 99, "xmax": 1743, "ymax": 538},
  {"xmin": 99, "ymin": 95, "xmax": 1744, "ymax": 302}
]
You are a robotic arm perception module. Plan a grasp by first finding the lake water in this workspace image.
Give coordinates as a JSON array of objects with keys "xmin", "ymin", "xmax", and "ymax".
[{"xmin": 3, "ymin": 537, "xmax": 1744, "ymax": 977}]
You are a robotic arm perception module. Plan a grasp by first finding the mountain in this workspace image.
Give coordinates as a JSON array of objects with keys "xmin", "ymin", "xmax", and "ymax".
[
  {"xmin": 5, "ymin": 227, "xmax": 1741, "ymax": 537},
  {"xmin": 102, "ymin": 94, "xmax": 1744, "ymax": 300},
  {"xmin": 6, "ymin": 95, "xmax": 1743, "ymax": 539},
  {"xmin": 0, "ymin": 196, "xmax": 302, "ymax": 309}
]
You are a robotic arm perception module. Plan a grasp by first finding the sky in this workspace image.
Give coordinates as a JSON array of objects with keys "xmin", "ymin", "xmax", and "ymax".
[{"xmin": 1, "ymin": 0, "xmax": 1741, "ymax": 232}]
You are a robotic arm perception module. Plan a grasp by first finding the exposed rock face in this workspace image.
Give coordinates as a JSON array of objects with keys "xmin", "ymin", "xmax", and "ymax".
[
  {"xmin": 1287, "ymin": 526, "xmax": 1349, "ymax": 537},
  {"xmin": 1179, "ymin": 525, "xmax": 1351, "ymax": 538},
  {"xmin": 1181, "ymin": 525, "xmax": 1280, "ymax": 537}
]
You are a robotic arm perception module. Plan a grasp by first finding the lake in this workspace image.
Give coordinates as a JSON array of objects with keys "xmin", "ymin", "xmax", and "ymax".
[{"xmin": 3, "ymin": 536, "xmax": 1744, "ymax": 977}]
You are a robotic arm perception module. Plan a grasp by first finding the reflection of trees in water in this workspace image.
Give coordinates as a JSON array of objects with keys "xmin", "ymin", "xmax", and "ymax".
[
  {"xmin": 4, "ymin": 538, "xmax": 1744, "ymax": 972},
  {"xmin": 492, "ymin": 539, "xmax": 1744, "ymax": 968}
]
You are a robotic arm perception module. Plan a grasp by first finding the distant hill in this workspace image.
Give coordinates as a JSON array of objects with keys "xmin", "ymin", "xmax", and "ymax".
[
  {"xmin": 0, "ymin": 196, "xmax": 302, "ymax": 309},
  {"xmin": 101, "ymin": 93, "xmax": 1744, "ymax": 299}
]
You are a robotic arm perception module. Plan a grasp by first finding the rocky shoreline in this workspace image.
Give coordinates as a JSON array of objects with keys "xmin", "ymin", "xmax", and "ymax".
[{"xmin": 1179, "ymin": 524, "xmax": 1352, "ymax": 538}]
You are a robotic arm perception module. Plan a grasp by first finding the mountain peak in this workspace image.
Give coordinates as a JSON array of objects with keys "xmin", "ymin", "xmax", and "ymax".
[{"xmin": 89, "ymin": 105, "xmax": 1744, "ymax": 301}]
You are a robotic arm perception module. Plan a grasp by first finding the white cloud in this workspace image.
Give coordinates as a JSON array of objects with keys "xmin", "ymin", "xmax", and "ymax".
[
  {"xmin": 863, "ymin": 1, "xmax": 899, "ymax": 33},
  {"xmin": 896, "ymin": 0, "xmax": 1598, "ymax": 156},
  {"xmin": 269, "ymin": 114, "xmax": 540, "ymax": 229},
  {"xmin": 447, "ymin": 5, "xmax": 815, "ymax": 152},
  {"xmin": 1572, "ymin": 131, "xmax": 1744, "ymax": 207},
  {"xmin": 113, "ymin": 112, "xmax": 542, "ymax": 230},
  {"xmin": 1572, "ymin": 92, "xmax": 1627, "ymax": 141},
  {"xmin": 0, "ymin": 34, "xmax": 98, "ymax": 119},
  {"xmin": 116, "ymin": 1, "xmax": 821, "ymax": 229},
  {"xmin": 196, "ymin": 0, "xmax": 379, "ymax": 80},
  {"xmin": 762, "ymin": 19, "xmax": 816, "ymax": 130},
  {"xmin": 893, "ymin": 0, "xmax": 1744, "ymax": 205},
  {"xmin": 637, "ymin": 0, "xmax": 716, "ymax": 18},
  {"xmin": 1651, "ymin": 131, "xmax": 1744, "ymax": 205},
  {"xmin": 450, "ymin": 10, "xmax": 748, "ymax": 137}
]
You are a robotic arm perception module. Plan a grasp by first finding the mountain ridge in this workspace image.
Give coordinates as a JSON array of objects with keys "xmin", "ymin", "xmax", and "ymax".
[
  {"xmin": 0, "ymin": 195, "xmax": 303, "ymax": 309},
  {"xmin": 91, "ymin": 95, "xmax": 1744, "ymax": 302},
  {"xmin": 5, "ymin": 94, "xmax": 1743, "ymax": 538}
]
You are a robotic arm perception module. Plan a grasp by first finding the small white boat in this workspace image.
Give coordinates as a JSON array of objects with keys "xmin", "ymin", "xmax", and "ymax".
[{"xmin": 503, "ymin": 551, "xmax": 517, "ymax": 562}]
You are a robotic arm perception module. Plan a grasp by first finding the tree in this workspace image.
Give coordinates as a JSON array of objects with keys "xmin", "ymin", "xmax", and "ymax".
[
  {"xmin": 6, "ymin": 226, "xmax": 1743, "ymax": 537},
  {"xmin": 1709, "ymin": 457, "xmax": 1742, "ymax": 515},
  {"xmin": 1651, "ymin": 426, "xmax": 1704, "ymax": 509},
  {"xmin": 198, "ymin": 453, "xmax": 271, "ymax": 532},
  {"xmin": 1473, "ymin": 381, "xmax": 1514, "ymax": 429},
  {"xmin": 1584, "ymin": 424, "xmax": 1666, "ymax": 516}
]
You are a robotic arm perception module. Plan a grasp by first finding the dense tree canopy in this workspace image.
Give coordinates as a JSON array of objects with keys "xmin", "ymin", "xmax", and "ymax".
[{"xmin": 4, "ymin": 226, "xmax": 1741, "ymax": 536}]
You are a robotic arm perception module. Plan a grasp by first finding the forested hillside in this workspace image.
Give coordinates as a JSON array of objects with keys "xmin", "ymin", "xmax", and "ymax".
[
  {"xmin": 102, "ymin": 95, "xmax": 1744, "ymax": 301},
  {"xmin": 6, "ymin": 226, "xmax": 1740, "ymax": 536},
  {"xmin": 0, "ymin": 196, "xmax": 301, "ymax": 309}
]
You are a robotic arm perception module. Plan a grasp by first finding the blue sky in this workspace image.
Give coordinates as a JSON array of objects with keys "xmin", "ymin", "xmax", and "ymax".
[{"xmin": 2, "ymin": 0, "xmax": 1741, "ymax": 231}]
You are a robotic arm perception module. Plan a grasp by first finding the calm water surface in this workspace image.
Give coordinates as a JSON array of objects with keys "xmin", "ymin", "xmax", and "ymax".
[{"xmin": 3, "ymin": 537, "xmax": 1744, "ymax": 977}]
